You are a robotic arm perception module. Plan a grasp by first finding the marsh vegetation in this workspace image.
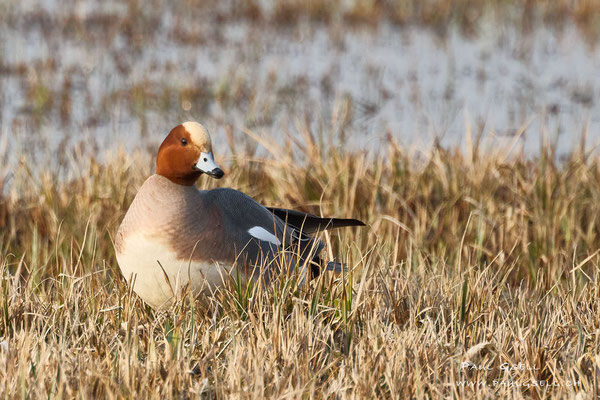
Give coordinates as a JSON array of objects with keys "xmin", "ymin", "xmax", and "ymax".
[{"xmin": 1, "ymin": 1, "xmax": 600, "ymax": 398}]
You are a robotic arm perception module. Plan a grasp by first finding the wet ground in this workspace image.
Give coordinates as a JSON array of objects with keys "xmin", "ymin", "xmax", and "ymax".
[{"xmin": 1, "ymin": 0, "xmax": 599, "ymax": 164}]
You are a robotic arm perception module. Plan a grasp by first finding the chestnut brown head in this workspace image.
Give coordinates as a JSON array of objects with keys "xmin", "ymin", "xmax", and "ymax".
[{"xmin": 156, "ymin": 122, "xmax": 224, "ymax": 186}]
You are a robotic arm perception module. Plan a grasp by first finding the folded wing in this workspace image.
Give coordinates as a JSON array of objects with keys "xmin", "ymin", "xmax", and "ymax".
[{"xmin": 266, "ymin": 207, "xmax": 365, "ymax": 234}]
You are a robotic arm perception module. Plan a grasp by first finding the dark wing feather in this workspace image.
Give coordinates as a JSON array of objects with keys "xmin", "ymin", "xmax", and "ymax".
[
  {"xmin": 266, "ymin": 207, "xmax": 365, "ymax": 234},
  {"xmin": 198, "ymin": 190, "xmax": 362, "ymax": 281},
  {"xmin": 200, "ymin": 189, "xmax": 325, "ymax": 279}
]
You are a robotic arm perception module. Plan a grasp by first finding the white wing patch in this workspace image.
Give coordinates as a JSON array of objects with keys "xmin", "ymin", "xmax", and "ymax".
[{"xmin": 247, "ymin": 226, "xmax": 281, "ymax": 246}]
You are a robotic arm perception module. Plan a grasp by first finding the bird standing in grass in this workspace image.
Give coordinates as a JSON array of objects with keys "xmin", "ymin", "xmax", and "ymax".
[{"xmin": 115, "ymin": 122, "xmax": 365, "ymax": 308}]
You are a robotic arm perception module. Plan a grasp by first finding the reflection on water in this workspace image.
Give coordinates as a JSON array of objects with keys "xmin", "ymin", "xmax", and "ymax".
[{"xmin": 1, "ymin": 1, "xmax": 599, "ymax": 163}]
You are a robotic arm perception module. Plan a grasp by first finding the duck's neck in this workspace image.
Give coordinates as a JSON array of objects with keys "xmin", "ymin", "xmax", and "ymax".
[{"xmin": 156, "ymin": 171, "xmax": 202, "ymax": 186}]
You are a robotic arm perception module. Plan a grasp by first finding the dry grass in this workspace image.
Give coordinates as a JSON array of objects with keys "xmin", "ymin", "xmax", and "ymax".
[
  {"xmin": 4, "ymin": 0, "xmax": 600, "ymax": 45},
  {"xmin": 1, "ymin": 127, "xmax": 600, "ymax": 399},
  {"xmin": 1, "ymin": 0, "xmax": 599, "ymax": 397}
]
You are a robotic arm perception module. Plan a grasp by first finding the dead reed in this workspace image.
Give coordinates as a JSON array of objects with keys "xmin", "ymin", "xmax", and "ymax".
[{"xmin": 1, "ymin": 127, "xmax": 599, "ymax": 398}]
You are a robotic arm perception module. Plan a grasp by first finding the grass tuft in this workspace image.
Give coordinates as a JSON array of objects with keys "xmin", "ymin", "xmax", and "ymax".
[{"xmin": 1, "ymin": 131, "xmax": 599, "ymax": 398}]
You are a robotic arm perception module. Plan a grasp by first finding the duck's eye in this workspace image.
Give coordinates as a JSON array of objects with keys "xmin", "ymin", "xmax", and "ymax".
[
  {"xmin": 203, "ymin": 157, "xmax": 208, "ymax": 162},
  {"xmin": 181, "ymin": 138, "xmax": 188, "ymax": 146}
]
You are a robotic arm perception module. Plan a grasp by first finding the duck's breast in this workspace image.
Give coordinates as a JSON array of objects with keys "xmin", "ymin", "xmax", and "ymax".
[{"xmin": 115, "ymin": 175, "xmax": 235, "ymax": 307}]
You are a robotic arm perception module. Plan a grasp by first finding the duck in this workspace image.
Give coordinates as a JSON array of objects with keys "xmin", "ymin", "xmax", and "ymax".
[{"xmin": 114, "ymin": 122, "xmax": 365, "ymax": 308}]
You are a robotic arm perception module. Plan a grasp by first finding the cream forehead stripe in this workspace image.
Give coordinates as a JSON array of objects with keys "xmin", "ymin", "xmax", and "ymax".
[{"xmin": 182, "ymin": 121, "xmax": 212, "ymax": 148}]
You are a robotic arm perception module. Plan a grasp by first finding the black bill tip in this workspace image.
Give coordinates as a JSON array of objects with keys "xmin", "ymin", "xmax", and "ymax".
[{"xmin": 206, "ymin": 168, "xmax": 224, "ymax": 179}]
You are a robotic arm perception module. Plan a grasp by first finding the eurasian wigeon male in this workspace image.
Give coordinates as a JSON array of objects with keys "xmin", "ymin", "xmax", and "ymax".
[{"xmin": 115, "ymin": 122, "xmax": 365, "ymax": 308}]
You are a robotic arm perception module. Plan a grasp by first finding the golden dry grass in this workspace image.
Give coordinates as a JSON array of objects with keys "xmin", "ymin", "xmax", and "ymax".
[{"xmin": 1, "ymin": 128, "xmax": 600, "ymax": 399}]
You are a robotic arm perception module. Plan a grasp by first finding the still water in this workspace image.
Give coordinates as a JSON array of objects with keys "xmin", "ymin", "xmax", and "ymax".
[{"xmin": 1, "ymin": 1, "xmax": 599, "ymax": 162}]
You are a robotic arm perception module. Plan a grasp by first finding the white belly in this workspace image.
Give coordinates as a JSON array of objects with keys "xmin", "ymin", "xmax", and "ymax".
[{"xmin": 116, "ymin": 232, "xmax": 234, "ymax": 308}]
